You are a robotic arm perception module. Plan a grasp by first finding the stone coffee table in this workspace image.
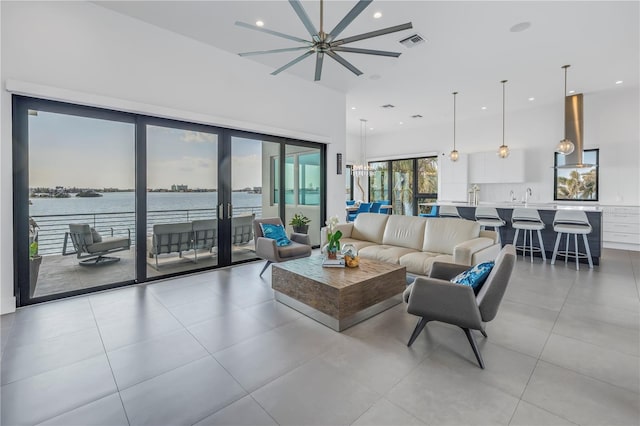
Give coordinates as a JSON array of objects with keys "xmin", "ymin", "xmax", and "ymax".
[{"xmin": 272, "ymin": 255, "xmax": 406, "ymax": 331}]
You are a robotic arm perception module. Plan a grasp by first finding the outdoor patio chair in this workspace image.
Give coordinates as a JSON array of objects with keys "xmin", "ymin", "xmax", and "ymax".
[
  {"xmin": 253, "ymin": 217, "xmax": 312, "ymax": 277},
  {"xmin": 63, "ymin": 223, "xmax": 131, "ymax": 266},
  {"xmin": 192, "ymin": 219, "xmax": 218, "ymax": 258}
]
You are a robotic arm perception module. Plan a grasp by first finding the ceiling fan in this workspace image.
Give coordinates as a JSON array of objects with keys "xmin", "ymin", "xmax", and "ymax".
[{"xmin": 235, "ymin": 0, "xmax": 413, "ymax": 81}]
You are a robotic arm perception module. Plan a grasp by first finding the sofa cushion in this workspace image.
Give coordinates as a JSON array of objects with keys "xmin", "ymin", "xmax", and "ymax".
[
  {"xmin": 382, "ymin": 215, "xmax": 427, "ymax": 250},
  {"xmin": 359, "ymin": 245, "xmax": 418, "ymax": 264},
  {"xmin": 352, "ymin": 213, "xmax": 389, "ymax": 244},
  {"xmin": 399, "ymin": 252, "xmax": 454, "ymax": 276},
  {"xmin": 338, "ymin": 237, "xmax": 377, "ymax": 252},
  {"xmin": 422, "ymin": 218, "xmax": 480, "ymax": 255}
]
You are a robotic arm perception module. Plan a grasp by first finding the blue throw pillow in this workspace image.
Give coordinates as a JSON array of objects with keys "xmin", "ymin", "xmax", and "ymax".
[
  {"xmin": 450, "ymin": 261, "xmax": 495, "ymax": 292},
  {"xmin": 260, "ymin": 223, "xmax": 291, "ymax": 247}
]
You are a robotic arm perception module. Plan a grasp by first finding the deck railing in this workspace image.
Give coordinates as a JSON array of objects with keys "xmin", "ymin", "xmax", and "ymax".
[{"xmin": 31, "ymin": 206, "xmax": 262, "ymax": 256}]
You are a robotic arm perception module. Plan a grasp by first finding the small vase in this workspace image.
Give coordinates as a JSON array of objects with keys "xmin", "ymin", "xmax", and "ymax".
[{"xmin": 327, "ymin": 250, "xmax": 338, "ymax": 260}]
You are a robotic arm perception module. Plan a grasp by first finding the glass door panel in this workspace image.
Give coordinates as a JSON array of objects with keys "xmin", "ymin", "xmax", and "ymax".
[
  {"xmin": 27, "ymin": 110, "xmax": 135, "ymax": 299},
  {"xmin": 417, "ymin": 157, "xmax": 438, "ymax": 215},
  {"xmin": 392, "ymin": 159, "xmax": 415, "ymax": 216},
  {"xmin": 284, "ymin": 145, "xmax": 321, "ymax": 247},
  {"xmin": 369, "ymin": 161, "xmax": 388, "ymax": 202},
  {"xmin": 146, "ymin": 125, "xmax": 218, "ymax": 277},
  {"xmin": 230, "ymin": 137, "xmax": 279, "ymax": 263}
]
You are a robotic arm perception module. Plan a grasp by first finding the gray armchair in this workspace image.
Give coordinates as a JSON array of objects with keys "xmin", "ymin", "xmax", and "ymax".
[
  {"xmin": 253, "ymin": 217, "xmax": 312, "ymax": 277},
  {"xmin": 403, "ymin": 244, "xmax": 516, "ymax": 368}
]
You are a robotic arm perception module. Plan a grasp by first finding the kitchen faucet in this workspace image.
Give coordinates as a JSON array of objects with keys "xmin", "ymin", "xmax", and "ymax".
[
  {"xmin": 509, "ymin": 190, "xmax": 516, "ymax": 202},
  {"xmin": 525, "ymin": 187, "xmax": 532, "ymax": 204}
]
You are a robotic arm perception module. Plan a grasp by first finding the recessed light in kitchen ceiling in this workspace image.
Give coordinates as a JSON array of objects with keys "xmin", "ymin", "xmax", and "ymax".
[
  {"xmin": 569, "ymin": 90, "xmax": 576, "ymax": 94},
  {"xmin": 373, "ymin": 12, "xmax": 382, "ymax": 19},
  {"xmin": 351, "ymin": 107, "xmax": 356, "ymax": 110},
  {"xmin": 510, "ymin": 21, "xmax": 531, "ymax": 32},
  {"xmin": 615, "ymin": 80, "xmax": 623, "ymax": 85},
  {"xmin": 481, "ymin": 106, "xmax": 487, "ymax": 110},
  {"xmin": 255, "ymin": 20, "xmax": 264, "ymax": 27},
  {"xmin": 528, "ymin": 97, "xmax": 535, "ymax": 101}
]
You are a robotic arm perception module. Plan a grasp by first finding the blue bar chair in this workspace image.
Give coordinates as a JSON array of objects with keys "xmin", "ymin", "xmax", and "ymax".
[
  {"xmin": 419, "ymin": 205, "xmax": 439, "ymax": 217},
  {"xmin": 348, "ymin": 202, "xmax": 371, "ymax": 222},
  {"xmin": 370, "ymin": 202, "xmax": 383, "ymax": 213}
]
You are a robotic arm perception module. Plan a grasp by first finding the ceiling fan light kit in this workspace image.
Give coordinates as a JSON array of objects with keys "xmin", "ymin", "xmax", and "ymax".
[{"xmin": 236, "ymin": 0, "xmax": 412, "ymax": 81}]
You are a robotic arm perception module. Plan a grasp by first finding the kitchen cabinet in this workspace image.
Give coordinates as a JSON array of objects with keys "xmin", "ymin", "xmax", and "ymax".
[
  {"xmin": 469, "ymin": 149, "xmax": 525, "ymax": 184},
  {"xmin": 602, "ymin": 205, "xmax": 640, "ymax": 251},
  {"xmin": 438, "ymin": 152, "xmax": 468, "ymax": 201}
]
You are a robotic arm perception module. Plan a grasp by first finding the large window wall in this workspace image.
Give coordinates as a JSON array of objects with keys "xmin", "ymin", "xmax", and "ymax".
[
  {"xmin": 13, "ymin": 96, "xmax": 326, "ymax": 306},
  {"xmin": 368, "ymin": 156, "xmax": 438, "ymax": 216}
]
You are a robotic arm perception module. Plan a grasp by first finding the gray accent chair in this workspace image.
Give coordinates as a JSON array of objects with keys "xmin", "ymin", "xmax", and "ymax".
[
  {"xmin": 403, "ymin": 244, "xmax": 516, "ymax": 368},
  {"xmin": 63, "ymin": 224, "xmax": 131, "ymax": 266},
  {"xmin": 253, "ymin": 217, "xmax": 312, "ymax": 277}
]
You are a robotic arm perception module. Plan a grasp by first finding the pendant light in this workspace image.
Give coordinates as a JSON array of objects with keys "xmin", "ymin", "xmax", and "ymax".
[
  {"xmin": 449, "ymin": 91, "xmax": 459, "ymax": 162},
  {"xmin": 497, "ymin": 80, "xmax": 510, "ymax": 159},
  {"xmin": 556, "ymin": 65, "xmax": 575, "ymax": 155},
  {"xmin": 352, "ymin": 119, "xmax": 374, "ymax": 176}
]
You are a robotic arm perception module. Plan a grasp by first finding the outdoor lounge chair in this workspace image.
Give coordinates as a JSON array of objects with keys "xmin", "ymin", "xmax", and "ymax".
[
  {"xmin": 63, "ymin": 223, "xmax": 131, "ymax": 266},
  {"xmin": 148, "ymin": 222, "xmax": 195, "ymax": 269}
]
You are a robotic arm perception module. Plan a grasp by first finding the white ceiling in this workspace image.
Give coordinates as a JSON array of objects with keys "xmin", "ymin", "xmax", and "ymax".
[{"xmin": 95, "ymin": 1, "xmax": 639, "ymax": 136}]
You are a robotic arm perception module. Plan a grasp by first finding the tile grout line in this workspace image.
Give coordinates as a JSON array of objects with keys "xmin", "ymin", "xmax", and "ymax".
[
  {"xmin": 87, "ymin": 297, "xmax": 132, "ymax": 426},
  {"xmin": 508, "ymin": 261, "xmax": 579, "ymax": 426}
]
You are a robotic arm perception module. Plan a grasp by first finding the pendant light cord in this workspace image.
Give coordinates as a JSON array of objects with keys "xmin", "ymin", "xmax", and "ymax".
[
  {"xmin": 453, "ymin": 92, "xmax": 457, "ymax": 151},
  {"xmin": 501, "ymin": 80, "xmax": 507, "ymax": 146},
  {"xmin": 562, "ymin": 65, "xmax": 570, "ymax": 139}
]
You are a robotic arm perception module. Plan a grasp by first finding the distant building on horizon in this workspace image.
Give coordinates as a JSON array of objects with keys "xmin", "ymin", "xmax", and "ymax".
[{"xmin": 171, "ymin": 184, "xmax": 188, "ymax": 192}]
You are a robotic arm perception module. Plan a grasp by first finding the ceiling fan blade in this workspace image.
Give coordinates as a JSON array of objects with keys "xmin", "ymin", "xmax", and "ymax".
[
  {"xmin": 332, "ymin": 46, "xmax": 401, "ymax": 57},
  {"xmin": 239, "ymin": 46, "xmax": 312, "ymax": 57},
  {"xmin": 271, "ymin": 50, "xmax": 315, "ymax": 75},
  {"xmin": 327, "ymin": 0, "xmax": 373, "ymax": 42},
  {"xmin": 235, "ymin": 21, "xmax": 311, "ymax": 44},
  {"xmin": 288, "ymin": 0, "xmax": 320, "ymax": 41},
  {"xmin": 332, "ymin": 22, "xmax": 413, "ymax": 46},
  {"xmin": 314, "ymin": 52, "xmax": 324, "ymax": 81},
  {"xmin": 326, "ymin": 51, "xmax": 363, "ymax": 76}
]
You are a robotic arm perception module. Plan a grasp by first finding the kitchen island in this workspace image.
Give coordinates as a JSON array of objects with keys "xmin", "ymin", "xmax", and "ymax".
[{"xmin": 435, "ymin": 202, "xmax": 602, "ymax": 265}]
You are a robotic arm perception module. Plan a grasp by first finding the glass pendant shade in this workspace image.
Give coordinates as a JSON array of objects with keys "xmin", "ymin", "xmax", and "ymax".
[
  {"xmin": 556, "ymin": 138, "xmax": 575, "ymax": 155},
  {"xmin": 449, "ymin": 149, "xmax": 459, "ymax": 162},
  {"xmin": 497, "ymin": 145, "xmax": 510, "ymax": 158},
  {"xmin": 352, "ymin": 119, "xmax": 374, "ymax": 176}
]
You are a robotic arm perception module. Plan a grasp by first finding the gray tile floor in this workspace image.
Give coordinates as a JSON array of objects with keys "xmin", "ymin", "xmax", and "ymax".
[{"xmin": 1, "ymin": 248, "xmax": 639, "ymax": 426}]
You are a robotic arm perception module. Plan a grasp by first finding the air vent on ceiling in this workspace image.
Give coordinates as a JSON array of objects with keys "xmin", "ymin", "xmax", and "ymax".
[
  {"xmin": 399, "ymin": 34, "xmax": 426, "ymax": 48},
  {"xmin": 411, "ymin": 114, "xmax": 423, "ymax": 119},
  {"xmin": 381, "ymin": 104, "xmax": 395, "ymax": 109}
]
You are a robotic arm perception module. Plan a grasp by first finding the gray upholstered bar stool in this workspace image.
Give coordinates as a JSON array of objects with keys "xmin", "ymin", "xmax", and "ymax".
[
  {"xmin": 511, "ymin": 208, "xmax": 546, "ymax": 263},
  {"xmin": 550, "ymin": 210, "xmax": 593, "ymax": 270},
  {"xmin": 475, "ymin": 207, "xmax": 506, "ymax": 244},
  {"xmin": 439, "ymin": 205, "xmax": 461, "ymax": 218}
]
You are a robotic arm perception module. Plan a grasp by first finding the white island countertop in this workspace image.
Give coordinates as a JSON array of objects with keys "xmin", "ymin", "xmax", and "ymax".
[{"xmin": 432, "ymin": 201, "xmax": 603, "ymax": 212}]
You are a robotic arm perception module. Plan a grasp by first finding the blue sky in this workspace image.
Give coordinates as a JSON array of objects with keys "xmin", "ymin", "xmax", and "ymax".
[{"xmin": 29, "ymin": 112, "xmax": 263, "ymax": 190}]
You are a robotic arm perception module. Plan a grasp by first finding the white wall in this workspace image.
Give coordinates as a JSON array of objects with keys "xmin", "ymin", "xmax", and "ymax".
[
  {"xmin": 0, "ymin": 1, "xmax": 346, "ymax": 314},
  {"xmin": 363, "ymin": 88, "xmax": 639, "ymax": 205}
]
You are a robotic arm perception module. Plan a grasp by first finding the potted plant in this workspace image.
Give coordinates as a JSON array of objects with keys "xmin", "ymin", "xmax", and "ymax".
[
  {"xmin": 325, "ymin": 215, "xmax": 342, "ymax": 259},
  {"xmin": 29, "ymin": 218, "xmax": 42, "ymax": 298},
  {"xmin": 289, "ymin": 213, "xmax": 311, "ymax": 234}
]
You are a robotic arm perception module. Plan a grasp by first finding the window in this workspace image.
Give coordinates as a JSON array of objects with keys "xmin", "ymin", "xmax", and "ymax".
[{"xmin": 554, "ymin": 149, "xmax": 599, "ymax": 201}]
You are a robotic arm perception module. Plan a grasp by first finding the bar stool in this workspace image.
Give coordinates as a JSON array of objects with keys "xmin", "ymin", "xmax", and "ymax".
[
  {"xmin": 511, "ymin": 208, "xmax": 546, "ymax": 263},
  {"xmin": 475, "ymin": 207, "xmax": 506, "ymax": 245},
  {"xmin": 551, "ymin": 210, "xmax": 593, "ymax": 270},
  {"xmin": 439, "ymin": 205, "xmax": 461, "ymax": 218}
]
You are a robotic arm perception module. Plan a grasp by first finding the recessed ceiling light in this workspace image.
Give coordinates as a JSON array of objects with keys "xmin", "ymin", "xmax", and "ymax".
[
  {"xmin": 373, "ymin": 12, "xmax": 382, "ymax": 19},
  {"xmin": 569, "ymin": 90, "xmax": 575, "ymax": 94},
  {"xmin": 528, "ymin": 97, "xmax": 535, "ymax": 101},
  {"xmin": 481, "ymin": 106, "xmax": 487, "ymax": 110},
  {"xmin": 351, "ymin": 107, "xmax": 356, "ymax": 110},
  {"xmin": 615, "ymin": 80, "xmax": 623, "ymax": 85},
  {"xmin": 256, "ymin": 20, "xmax": 264, "ymax": 27},
  {"xmin": 510, "ymin": 21, "xmax": 531, "ymax": 33},
  {"xmin": 399, "ymin": 122, "xmax": 403, "ymax": 125}
]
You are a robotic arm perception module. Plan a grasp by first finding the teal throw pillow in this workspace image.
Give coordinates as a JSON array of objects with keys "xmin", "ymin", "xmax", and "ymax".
[
  {"xmin": 260, "ymin": 223, "xmax": 291, "ymax": 247},
  {"xmin": 450, "ymin": 261, "xmax": 495, "ymax": 292}
]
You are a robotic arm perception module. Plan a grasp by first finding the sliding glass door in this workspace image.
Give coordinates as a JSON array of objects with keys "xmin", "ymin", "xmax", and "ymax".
[{"xmin": 13, "ymin": 96, "xmax": 326, "ymax": 306}]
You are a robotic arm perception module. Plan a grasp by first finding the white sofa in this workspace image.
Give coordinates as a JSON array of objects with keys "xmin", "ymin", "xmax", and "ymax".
[{"xmin": 321, "ymin": 213, "xmax": 500, "ymax": 277}]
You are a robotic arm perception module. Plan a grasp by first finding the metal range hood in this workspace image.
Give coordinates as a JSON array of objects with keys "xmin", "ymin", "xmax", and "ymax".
[{"xmin": 557, "ymin": 93, "xmax": 596, "ymax": 168}]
